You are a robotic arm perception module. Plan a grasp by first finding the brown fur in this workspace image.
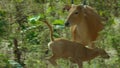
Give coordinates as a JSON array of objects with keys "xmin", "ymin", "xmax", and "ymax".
[
  {"xmin": 43, "ymin": 21, "xmax": 109, "ymax": 68},
  {"xmin": 63, "ymin": 5, "xmax": 104, "ymax": 47}
]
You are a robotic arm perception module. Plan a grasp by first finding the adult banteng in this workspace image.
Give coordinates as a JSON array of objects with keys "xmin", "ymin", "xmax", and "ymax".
[{"xmin": 63, "ymin": 4, "xmax": 104, "ymax": 48}]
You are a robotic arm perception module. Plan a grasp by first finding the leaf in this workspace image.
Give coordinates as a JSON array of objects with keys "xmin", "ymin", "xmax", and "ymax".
[
  {"xmin": 46, "ymin": 7, "xmax": 52, "ymax": 14},
  {"xmin": 53, "ymin": 20, "xmax": 64, "ymax": 25},
  {"xmin": 54, "ymin": 32, "xmax": 59, "ymax": 38},
  {"xmin": 28, "ymin": 15, "xmax": 40, "ymax": 24},
  {"xmin": 54, "ymin": 25, "xmax": 65, "ymax": 29},
  {"xmin": 0, "ymin": 54, "xmax": 4, "ymax": 57},
  {"xmin": 28, "ymin": 14, "xmax": 45, "ymax": 25},
  {"xmin": 8, "ymin": 60, "xmax": 23, "ymax": 68}
]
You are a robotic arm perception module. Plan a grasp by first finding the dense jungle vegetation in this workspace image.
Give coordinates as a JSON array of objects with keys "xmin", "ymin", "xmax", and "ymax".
[{"xmin": 0, "ymin": 0, "xmax": 120, "ymax": 68}]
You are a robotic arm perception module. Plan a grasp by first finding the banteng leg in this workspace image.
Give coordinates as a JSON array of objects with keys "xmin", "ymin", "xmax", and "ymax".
[
  {"xmin": 77, "ymin": 60, "xmax": 83, "ymax": 68},
  {"xmin": 48, "ymin": 55, "xmax": 58, "ymax": 66},
  {"xmin": 70, "ymin": 63, "xmax": 75, "ymax": 68}
]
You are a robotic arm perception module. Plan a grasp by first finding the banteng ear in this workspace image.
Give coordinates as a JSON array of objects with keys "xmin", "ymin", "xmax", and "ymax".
[
  {"xmin": 78, "ymin": 5, "xmax": 84, "ymax": 10},
  {"xmin": 63, "ymin": 5, "xmax": 71, "ymax": 13}
]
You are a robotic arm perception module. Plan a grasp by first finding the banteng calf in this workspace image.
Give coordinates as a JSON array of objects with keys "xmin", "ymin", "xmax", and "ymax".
[{"xmin": 43, "ymin": 21, "xmax": 109, "ymax": 68}]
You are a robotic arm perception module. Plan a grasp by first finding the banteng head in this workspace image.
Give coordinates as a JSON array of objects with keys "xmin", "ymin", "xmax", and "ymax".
[
  {"xmin": 98, "ymin": 49, "xmax": 110, "ymax": 59},
  {"xmin": 63, "ymin": 4, "xmax": 85, "ymax": 26}
]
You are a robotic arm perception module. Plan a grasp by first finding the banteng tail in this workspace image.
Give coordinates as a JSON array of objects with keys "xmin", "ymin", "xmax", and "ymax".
[{"xmin": 43, "ymin": 21, "xmax": 54, "ymax": 41}]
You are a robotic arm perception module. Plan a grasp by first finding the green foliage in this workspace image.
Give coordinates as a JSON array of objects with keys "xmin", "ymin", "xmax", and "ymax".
[
  {"xmin": 28, "ymin": 16, "xmax": 40, "ymax": 25},
  {"xmin": 28, "ymin": 14, "xmax": 45, "ymax": 25},
  {"xmin": 15, "ymin": 0, "xmax": 24, "ymax": 3},
  {"xmin": 0, "ymin": 10, "xmax": 9, "ymax": 39},
  {"xmin": 8, "ymin": 60, "xmax": 23, "ymax": 68},
  {"xmin": 53, "ymin": 19, "xmax": 64, "ymax": 25},
  {"xmin": 0, "ymin": 20, "xmax": 7, "ymax": 35},
  {"xmin": 0, "ymin": 54, "xmax": 12, "ymax": 68},
  {"xmin": 0, "ymin": 0, "xmax": 120, "ymax": 68}
]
